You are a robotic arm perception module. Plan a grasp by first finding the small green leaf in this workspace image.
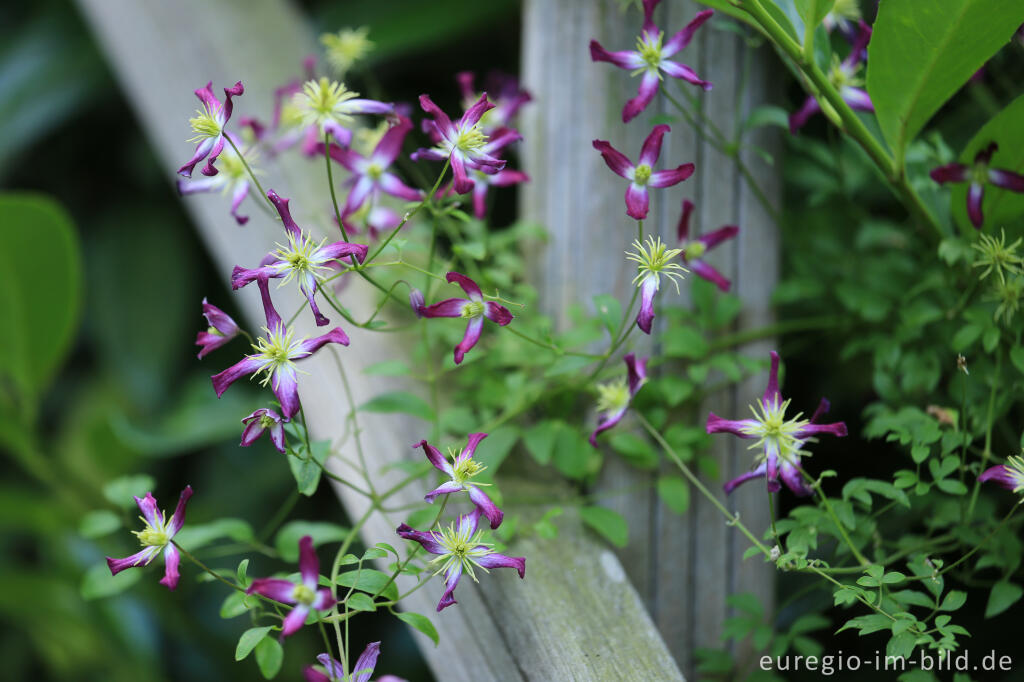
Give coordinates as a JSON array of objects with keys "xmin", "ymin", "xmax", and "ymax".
[
  {"xmin": 220, "ymin": 591, "xmax": 253, "ymax": 619},
  {"xmin": 985, "ymin": 581, "xmax": 1023, "ymax": 618},
  {"xmin": 1010, "ymin": 346, "xmax": 1024, "ymax": 375},
  {"xmin": 609, "ymin": 432, "xmax": 659, "ymax": 470},
  {"xmin": 793, "ymin": 0, "xmax": 834, "ymax": 34},
  {"xmin": 102, "ymin": 475, "xmax": 156, "ymax": 508},
  {"xmin": 361, "ymin": 391, "xmax": 435, "ymax": 421},
  {"xmin": 939, "ymin": 590, "xmax": 967, "ymax": 611},
  {"xmin": 237, "ymin": 559, "xmax": 250, "ymax": 587},
  {"xmin": 235, "ymin": 627, "xmax": 273, "ymax": 661},
  {"xmin": 656, "ymin": 475, "xmax": 690, "ymax": 514},
  {"xmin": 336, "ymin": 568, "xmax": 399, "ymax": 601},
  {"xmin": 743, "ymin": 104, "xmax": 790, "ymax": 131},
  {"xmin": 522, "ymin": 420, "xmax": 559, "ymax": 465},
  {"xmin": 395, "ymin": 611, "xmax": 439, "ymax": 646},
  {"xmin": 579, "ymin": 506, "xmax": 628, "ymax": 548},
  {"xmin": 79, "ymin": 510, "xmax": 121, "ymax": 539},
  {"xmin": 254, "ymin": 637, "xmax": 283, "ymax": 679},
  {"xmin": 80, "ymin": 561, "xmax": 140, "ymax": 600},
  {"xmin": 175, "ymin": 518, "xmax": 254, "ymax": 551},
  {"xmin": 346, "ymin": 592, "xmax": 377, "ymax": 611},
  {"xmin": 593, "ymin": 294, "xmax": 622, "ymax": 337}
]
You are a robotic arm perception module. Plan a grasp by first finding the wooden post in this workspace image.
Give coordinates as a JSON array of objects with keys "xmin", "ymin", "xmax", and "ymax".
[
  {"xmin": 74, "ymin": 0, "xmax": 686, "ymax": 678},
  {"xmin": 520, "ymin": 0, "xmax": 778, "ymax": 676}
]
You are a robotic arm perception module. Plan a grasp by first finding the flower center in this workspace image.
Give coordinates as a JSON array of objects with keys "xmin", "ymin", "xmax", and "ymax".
[
  {"xmin": 133, "ymin": 511, "xmax": 172, "ymax": 549},
  {"xmin": 683, "ymin": 240, "xmax": 706, "ymax": 260},
  {"xmin": 972, "ymin": 229, "xmax": 1023, "ymax": 284},
  {"xmin": 636, "ymin": 31, "xmax": 665, "ymax": 70},
  {"xmin": 366, "ymin": 162, "xmax": 384, "ymax": 180},
  {"xmin": 1005, "ymin": 456, "xmax": 1024, "ymax": 493},
  {"xmin": 430, "ymin": 522, "xmax": 494, "ymax": 582},
  {"xmin": 461, "ymin": 300, "xmax": 486, "ymax": 318},
  {"xmin": 741, "ymin": 398, "xmax": 810, "ymax": 464},
  {"xmin": 626, "ymin": 235, "xmax": 688, "ymax": 293},
  {"xmin": 633, "ymin": 164, "xmax": 653, "ymax": 186},
  {"xmin": 449, "ymin": 447, "xmax": 487, "ymax": 484},
  {"xmin": 292, "ymin": 583, "xmax": 316, "ymax": 605},
  {"xmin": 273, "ymin": 232, "xmax": 332, "ymax": 286},
  {"xmin": 259, "ymin": 414, "xmax": 278, "ymax": 429},
  {"xmin": 321, "ymin": 26, "xmax": 374, "ymax": 75},
  {"xmin": 453, "ymin": 124, "xmax": 488, "ymax": 153},
  {"xmin": 295, "ymin": 77, "xmax": 359, "ymax": 128},
  {"xmin": 251, "ymin": 326, "xmax": 305, "ymax": 386},
  {"xmin": 596, "ymin": 380, "xmax": 630, "ymax": 414},
  {"xmin": 187, "ymin": 103, "xmax": 223, "ymax": 142}
]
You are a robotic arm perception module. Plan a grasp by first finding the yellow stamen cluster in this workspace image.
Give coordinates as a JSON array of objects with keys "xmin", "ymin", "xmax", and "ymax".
[
  {"xmin": 973, "ymin": 229, "xmax": 1022, "ymax": 284},
  {"xmin": 460, "ymin": 300, "xmax": 486, "ymax": 319},
  {"xmin": 740, "ymin": 398, "xmax": 811, "ymax": 465},
  {"xmin": 133, "ymin": 511, "xmax": 172, "ymax": 549},
  {"xmin": 627, "ymin": 236, "xmax": 688, "ymax": 293},
  {"xmin": 273, "ymin": 232, "xmax": 331, "ymax": 287},
  {"xmin": 294, "ymin": 77, "xmax": 360, "ymax": 129},
  {"xmin": 292, "ymin": 583, "xmax": 316, "ymax": 605},
  {"xmin": 251, "ymin": 326, "xmax": 305, "ymax": 386},
  {"xmin": 596, "ymin": 380, "xmax": 631, "ymax": 414},
  {"xmin": 429, "ymin": 521, "xmax": 493, "ymax": 582},
  {"xmin": 187, "ymin": 102, "xmax": 223, "ymax": 142},
  {"xmin": 635, "ymin": 31, "xmax": 665, "ymax": 72},
  {"xmin": 454, "ymin": 124, "xmax": 488, "ymax": 154},
  {"xmin": 449, "ymin": 446, "xmax": 487, "ymax": 484},
  {"xmin": 321, "ymin": 27, "xmax": 374, "ymax": 75}
]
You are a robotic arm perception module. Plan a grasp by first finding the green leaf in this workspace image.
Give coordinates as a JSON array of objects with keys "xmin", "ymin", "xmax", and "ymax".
[
  {"xmin": 951, "ymin": 93, "xmax": 1024, "ymax": 230},
  {"xmin": 235, "ymin": 627, "xmax": 273, "ymax": 661},
  {"xmin": 395, "ymin": 611, "xmax": 439, "ymax": 646},
  {"xmin": 0, "ymin": 193, "xmax": 82, "ymax": 408},
  {"xmin": 579, "ymin": 506, "xmax": 628, "ymax": 548},
  {"xmin": 553, "ymin": 425, "xmax": 598, "ymax": 479},
  {"xmin": 275, "ymin": 521, "xmax": 350, "ymax": 562},
  {"xmin": 102, "ymin": 475, "xmax": 156, "ymax": 508},
  {"xmin": 175, "ymin": 518, "xmax": 253, "ymax": 551},
  {"xmin": 474, "ymin": 425, "xmax": 518, "ymax": 474},
  {"xmin": 522, "ymin": 420, "xmax": 559, "ymax": 465},
  {"xmin": 793, "ymin": 0, "xmax": 834, "ymax": 33},
  {"xmin": 593, "ymin": 294, "xmax": 622, "ymax": 337},
  {"xmin": 361, "ymin": 391, "xmax": 435, "ymax": 422},
  {"xmin": 1011, "ymin": 346, "xmax": 1024, "ymax": 375},
  {"xmin": 656, "ymin": 475, "xmax": 690, "ymax": 514},
  {"xmin": 663, "ymin": 326, "xmax": 709, "ymax": 359},
  {"xmin": 237, "ymin": 559, "xmax": 250, "ymax": 587},
  {"xmin": 951, "ymin": 324, "xmax": 981, "ymax": 351},
  {"xmin": 609, "ymin": 432, "xmax": 659, "ymax": 470},
  {"xmin": 867, "ymin": 0, "xmax": 1024, "ymax": 157},
  {"xmin": 743, "ymin": 104, "xmax": 791, "ymax": 131},
  {"xmin": 254, "ymin": 636, "xmax": 283, "ymax": 679},
  {"xmin": 985, "ymin": 581, "xmax": 1023, "ymax": 618},
  {"xmin": 939, "ymin": 590, "xmax": 967, "ymax": 611},
  {"xmin": 363, "ymin": 360, "xmax": 411, "ymax": 376},
  {"xmin": 936, "ymin": 479, "xmax": 968, "ymax": 495},
  {"xmin": 80, "ymin": 561, "xmax": 140, "ymax": 599},
  {"xmin": 79, "ymin": 510, "xmax": 121, "ymax": 539},
  {"xmin": 346, "ymin": 592, "xmax": 377, "ymax": 611},
  {"xmin": 220, "ymin": 591, "xmax": 254, "ymax": 619},
  {"xmin": 336, "ymin": 568, "xmax": 399, "ymax": 601}
]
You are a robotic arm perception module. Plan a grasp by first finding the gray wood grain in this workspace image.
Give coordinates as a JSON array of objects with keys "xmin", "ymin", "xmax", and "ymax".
[
  {"xmin": 73, "ymin": 0, "xmax": 685, "ymax": 679},
  {"xmin": 521, "ymin": 0, "xmax": 779, "ymax": 677}
]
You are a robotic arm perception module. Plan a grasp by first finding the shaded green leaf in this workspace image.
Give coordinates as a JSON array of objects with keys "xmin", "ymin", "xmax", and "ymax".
[
  {"xmin": 236, "ymin": 627, "xmax": 273, "ymax": 661},
  {"xmin": 579, "ymin": 506, "xmax": 628, "ymax": 548}
]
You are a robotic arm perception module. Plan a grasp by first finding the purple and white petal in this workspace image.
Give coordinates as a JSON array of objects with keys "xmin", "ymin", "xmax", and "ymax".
[
  {"xmin": 415, "ymin": 439, "xmax": 455, "ymax": 476},
  {"xmin": 967, "ymin": 182, "xmax": 985, "ymax": 228},
  {"xmin": 705, "ymin": 413, "xmax": 758, "ymax": 438},
  {"xmin": 724, "ymin": 463, "xmax": 767, "ymax": 495},
  {"xmin": 625, "ymin": 183, "xmax": 650, "ymax": 220},
  {"xmin": 635, "ymin": 276, "xmax": 658, "ymax": 334},
  {"xmin": 988, "ymin": 168, "xmax": 1024, "ymax": 193},
  {"xmin": 281, "ymin": 604, "xmax": 311, "ymax": 638},
  {"xmin": 663, "ymin": 9, "xmax": 714, "ymax": 56},
  {"xmin": 592, "ymin": 140, "xmax": 635, "ymax": 179},
  {"xmin": 395, "ymin": 523, "xmax": 446, "ymax": 555},
  {"xmin": 446, "ymin": 271, "xmax": 483, "ymax": 300},
  {"xmin": 454, "ymin": 316, "xmax": 485, "ymax": 364},
  {"xmin": 247, "ymin": 578, "xmax": 299, "ymax": 604},
  {"xmin": 648, "ymin": 163, "xmax": 695, "ymax": 188},
  {"xmin": 159, "ymin": 543, "xmax": 182, "ymax": 590},
  {"xmin": 697, "ymin": 225, "xmax": 739, "ymax": 250},
  {"xmin": 475, "ymin": 552, "xmax": 526, "ymax": 578},
  {"xmin": 422, "ymin": 297, "xmax": 470, "ymax": 318},
  {"xmin": 106, "ymin": 547, "xmax": 159, "ymax": 575},
  {"xmin": 437, "ymin": 563, "xmax": 462, "ymax": 611},
  {"xmin": 623, "ymin": 71, "xmax": 660, "ymax": 123},
  {"xmin": 211, "ymin": 356, "xmax": 265, "ymax": 398},
  {"xmin": 677, "ymin": 199, "xmax": 695, "ymax": 241},
  {"xmin": 165, "ymin": 485, "xmax": 193, "ymax": 536},
  {"xmin": 468, "ymin": 485, "xmax": 504, "ymax": 529},
  {"xmin": 929, "ymin": 163, "xmax": 969, "ymax": 185},
  {"xmin": 690, "ymin": 260, "xmax": 732, "ymax": 292},
  {"xmin": 660, "ymin": 60, "xmax": 712, "ymax": 91},
  {"xmin": 638, "ymin": 124, "xmax": 670, "ymax": 167},
  {"xmin": 589, "ymin": 41, "xmax": 645, "ymax": 70},
  {"xmin": 425, "ymin": 481, "xmax": 465, "ymax": 502},
  {"xmin": 779, "ymin": 461, "xmax": 814, "ymax": 497},
  {"xmin": 352, "ymin": 641, "xmax": 382, "ymax": 682},
  {"xmin": 483, "ymin": 302, "xmax": 513, "ymax": 326},
  {"xmin": 589, "ymin": 406, "xmax": 628, "ymax": 447}
]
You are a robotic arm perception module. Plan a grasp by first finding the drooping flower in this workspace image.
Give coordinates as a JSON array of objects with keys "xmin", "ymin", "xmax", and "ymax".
[
  {"xmin": 247, "ymin": 535, "xmax": 336, "ymax": 639},
  {"xmin": 789, "ymin": 22, "xmax": 873, "ymax": 133},
  {"xmin": 435, "ymin": 128, "xmax": 527, "ymax": 219},
  {"xmin": 318, "ymin": 117, "xmax": 422, "ymax": 220},
  {"xmin": 412, "ymin": 94, "xmax": 507, "ymax": 194},
  {"xmin": 396, "ymin": 509, "xmax": 525, "ymax": 612},
  {"xmin": 930, "ymin": 142, "xmax": 1024, "ymax": 229},
  {"xmin": 455, "ymin": 71, "xmax": 531, "ymax": 134},
  {"xmin": 241, "ymin": 408, "xmax": 287, "ymax": 454},
  {"xmin": 707, "ymin": 351, "xmax": 847, "ymax": 496},
  {"xmin": 106, "ymin": 485, "xmax": 193, "ymax": 590},
  {"xmin": 676, "ymin": 199, "xmax": 739, "ymax": 292},
  {"xmin": 417, "ymin": 433, "xmax": 503, "ymax": 529},
  {"xmin": 417, "ymin": 272, "xmax": 513, "ymax": 365},
  {"xmin": 292, "ymin": 77, "xmax": 394, "ymax": 148},
  {"xmin": 978, "ymin": 455, "xmax": 1024, "ymax": 494},
  {"xmin": 231, "ymin": 190, "xmax": 368, "ymax": 326},
  {"xmin": 177, "ymin": 133, "xmax": 257, "ymax": 225},
  {"xmin": 195, "ymin": 298, "xmax": 240, "ymax": 359},
  {"xmin": 321, "ymin": 27, "xmax": 374, "ymax": 76},
  {"xmin": 178, "ymin": 80, "xmax": 244, "ymax": 177},
  {"xmin": 593, "ymin": 124, "xmax": 695, "ymax": 220},
  {"xmin": 590, "ymin": 1, "xmax": 713, "ymax": 122},
  {"xmin": 304, "ymin": 642, "xmax": 408, "ymax": 682},
  {"xmin": 211, "ymin": 276, "xmax": 349, "ymax": 419},
  {"xmin": 589, "ymin": 353, "xmax": 648, "ymax": 447},
  {"xmin": 627, "ymin": 235, "xmax": 687, "ymax": 334}
]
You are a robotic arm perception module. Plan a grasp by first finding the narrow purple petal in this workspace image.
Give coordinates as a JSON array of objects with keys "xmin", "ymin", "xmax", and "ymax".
[
  {"xmin": 425, "ymin": 481, "xmax": 465, "ymax": 501},
  {"xmin": 476, "ymin": 552, "xmax": 525, "ymax": 578},
  {"xmin": 106, "ymin": 548, "xmax": 158, "ymax": 575},
  {"xmin": 967, "ymin": 182, "xmax": 985, "ymax": 228},
  {"xmin": 589, "ymin": 41, "xmax": 644, "ymax": 69},
  {"xmin": 352, "ymin": 641, "xmax": 382, "ymax": 682},
  {"xmin": 468, "ymin": 485, "xmax": 504, "ymax": 529},
  {"xmin": 134, "ymin": 492, "xmax": 161, "ymax": 527},
  {"xmin": 177, "ymin": 137, "xmax": 215, "ymax": 177},
  {"xmin": 483, "ymin": 301, "xmax": 513, "ymax": 326},
  {"xmin": 293, "ymin": 327, "xmax": 351, "ymax": 355},
  {"xmin": 211, "ymin": 356, "xmax": 264, "ymax": 397},
  {"xmin": 724, "ymin": 463, "xmax": 767, "ymax": 495},
  {"xmin": 437, "ymin": 564, "xmax": 462, "ymax": 611},
  {"xmin": 446, "ymin": 271, "xmax": 483, "ymax": 300},
  {"xmin": 461, "ymin": 93, "xmax": 496, "ymax": 129},
  {"xmin": 764, "ymin": 441, "xmax": 782, "ymax": 493},
  {"xmin": 281, "ymin": 604, "xmax": 311, "ymax": 638},
  {"xmin": 697, "ymin": 225, "xmax": 739, "ymax": 251},
  {"xmin": 165, "ymin": 485, "xmax": 193, "ymax": 536},
  {"xmin": 422, "ymin": 297, "xmax": 469, "ymax": 318},
  {"xmin": 457, "ymin": 508, "xmax": 482, "ymax": 537},
  {"xmin": 763, "ymin": 351, "xmax": 781, "ymax": 407},
  {"xmin": 267, "ymin": 190, "xmax": 303, "ymax": 239},
  {"xmin": 929, "ymin": 163, "xmax": 968, "ymax": 184},
  {"xmin": 297, "ymin": 535, "xmax": 319, "ymax": 588},
  {"xmin": 623, "ymin": 71, "xmax": 660, "ymax": 123},
  {"xmin": 636, "ymin": 276, "xmax": 657, "ymax": 334},
  {"xmin": 677, "ymin": 199, "xmax": 695, "ymax": 241},
  {"xmin": 454, "ymin": 316, "xmax": 484, "ymax": 364},
  {"xmin": 705, "ymin": 412, "xmax": 757, "ymax": 437},
  {"xmin": 317, "ymin": 240, "xmax": 369, "ymax": 264},
  {"xmin": 231, "ymin": 264, "xmax": 282, "ymax": 290},
  {"xmin": 779, "ymin": 461, "xmax": 814, "ymax": 496},
  {"xmin": 272, "ymin": 366, "xmax": 302, "ymax": 419},
  {"xmin": 589, "ymin": 406, "xmax": 628, "ymax": 448},
  {"xmin": 344, "ymin": 175, "xmax": 376, "ymax": 217},
  {"xmin": 472, "ymin": 180, "xmax": 489, "ymax": 219},
  {"xmin": 240, "ymin": 417, "xmax": 267, "ymax": 446},
  {"xmin": 625, "ymin": 183, "xmax": 650, "ymax": 220},
  {"xmin": 649, "ymin": 164, "xmax": 695, "ymax": 188},
  {"xmin": 988, "ymin": 168, "xmax": 1024, "ymax": 193},
  {"xmin": 638, "ymin": 124, "xmax": 670, "ymax": 167},
  {"xmin": 979, "ymin": 464, "xmax": 1024, "ymax": 491},
  {"xmin": 200, "ymin": 137, "xmax": 226, "ymax": 177},
  {"xmin": 975, "ymin": 142, "xmax": 998, "ymax": 166},
  {"xmin": 625, "ymin": 353, "xmax": 648, "ymax": 397},
  {"xmin": 229, "ymin": 182, "xmax": 250, "ymax": 226},
  {"xmin": 159, "ymin": 544, "xmax": 181, "ymax": 590},
  {"xmin": 247, "ymin": 578, "xmax": 299, "ymax": 603},
  {"xmin": 450, "ymin": 153, "xmax": 474, "ymax": 195},
  {"xmin": 323, "ymin": 141, "xmax": 362, "ymax": 172},
  {"xmin": 311, "ymin": 588, "xmax": 336, "ymax": 611},
  {"xmin": 419, "ymin": 94, "xmax": 454, "ymax": 137},
  {"xmin": 464, "ymin": 432, "xmax": 488, "ymax": 458},
  {"xmin": 396, "ymin": 523, "xmax": 446, "ymax": 555},
  {"xmin": 660, "ymin": 60, "xmax": 712, "ymax": 91},
  {"xmin": 793, "ymin": 421, "xmax": 848, "ymax": 439},
  {"xmin": 176, "ymin": 176, "xmax": 218, "ymax": 195},
  {"xmin": 690, "ymin": 260, "xmax": 732, "ymax": 292},
  {"xmin": 257, "ymin": 276, "xmax": 284, "ymax": 331},
  {"xmin": 378, "ymin": 173, "xmax": 423, "ymax": 202},
  {"xmin": 415, "ymin": 439, "xmax": 455, "ymax": 476},
  {"xmin": 593, "ymin": 140, "xmax": 635, "ymax": 179},
  {"xmin": 789, "ymin": 96, "xmax": 821, "ymax": 134},
  {"xmin": 841, "ymin": 86, "xmax": 873, "ymax": 113},
  {"xmin": 663, "ymin": 9, "xmax": 714, "ymax": 56}
]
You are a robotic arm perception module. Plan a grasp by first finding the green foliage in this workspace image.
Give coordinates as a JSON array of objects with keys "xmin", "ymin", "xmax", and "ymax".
[
  {"xmin": 336, "ymin": 568, "xmax": 399, "ymax": 601},
  {"xmin": 275, "ymin": 521, "xmax": 350, "ymax": 562},
  {"xmin": 579, "ymin": 506, "xmax": 628, "ymax": 548},
  {"xmin": 361, "ymin": 391, "xmax": 436, "ymax": 422},
  {"xmin": 394, "ymin": 610, "xmax": 439, "ymax": 646}
]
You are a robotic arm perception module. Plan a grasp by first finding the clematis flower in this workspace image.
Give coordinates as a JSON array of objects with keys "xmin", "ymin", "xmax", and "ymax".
[
  {"xmin": 177, "ymin": 133, "xmax": 257, "ymax": 225},
  {"xmin": 823, "ymin": 0, "xmax": 864, "ymax": 44},
  {"xmin": 195, "ymin": 298, "xmax": 240, "ymax": 359},
  {"xmin": 417, "ymin": 272, "xmax": 513, "ymax": 364},
  {"xmin": 978, "ymin": 455, "xmax": 1024, "ymax": 494},
  {"xmin": 930, "ymin": 142, "xmax": 1024, "ymax": 229},
  {"xmin": 434, "ymin": 128, "xmax": 527, "ymax": 219},
  {"xmin": 178, "ymin": 80, "xmax": 244, "ymax": 177},
  {"xmin": 593, "ymin": 124, "xmax": 694, "ymax": 220},
  {"xmin": 106, "ymin": 485, "xmax": 193, "ymax": 590},
  {"xmin": 247, "ymin": 535, "xmax": 336, "ymax": 639},
  {"xmin": 789, "ymin": 22, "xmax": 873, "ymax": 133},
  {"xmin": 707, "ymin": 351, "xmax": 847, "ymax": 495},
  {"xmin": 396, "ymin": 509, "xmax": 525, "ymax": 612},
  {"xmin": 292, "ymin": 77, "xmax": 394, "ymax": 148},
  {"xmin": 231, "ymin": 190, "xmax": 368, "ymax": 326},
  {"xmin": 676, "ymin": 199, "xmax": 739, "ymax": 292},
  {"xmin": 589, "ymin": 353, "xmax": 648, "ymax": 447},
  {"xmin": 321, "ymin": 27, "xmax": 374, "ymax": 76},
  {"xmin": 412, "ymin": 94, "xmax": 507, "ymax": 194},
  {"xmin": 456, "ymin": 71, "xmax": 531, "ymax": 134},
  {"xmin": 318, "ymin": 117, "xmax": 422, "ymax": 220},
  {"xmin": 241, "ymin": 408, "xmax": 286, "ymax": 454},
  {"xmin": 417, "ymin": 433, "xmax": 503, "ymax": 529},
  {"xmin": 211, "ymin": 276, "xmax": 349, "ymax": 419},
  {"xmin": 627, "ymin": 235, "xmax": 687, "ymax": 334},
  {"xmin": 590, "ymin": 1, "xmax": 712, "ymax": 122},
  {"xmin": 304, "ymin": 642, "xmax": 407, "ymax": 682}
]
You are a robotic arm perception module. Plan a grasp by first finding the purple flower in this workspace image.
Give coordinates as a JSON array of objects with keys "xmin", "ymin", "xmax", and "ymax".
[
  {"xmin": 291, "ymin": 77, "xmax": 394, "ymax": 148},
  {"xmin": 418, "ymin": 272, "xmax": 513, "ymax": 365},
  {"xmin": 593, "ymin": 124, "xmax": 695, "ymax": 220},
  {"xmin": 676, "ymin": 199, "xmax": 739, "ymax": 292},
  {"xmin": 978, "ymin": 456, "xmax": 1024, "ymax": 494},
  {"xmin": 211, "ymin": 277, "xmax": 349, "ymax": 419},
  {"xmin": 412, "ymin": 94, "xmax": 508, "ymax": 194},
  {"xmin": 241, "ymin": 408, "xmax": 287, "ymax": 454},
  {"xmin": 456, "ymin": 71, "xmax": 531, "ymax": 133},
  {"xmin": 106, "ymin": 485, "xmax": 193, "ymax": 590},
  {"xmin": 590, "ymin": 1, "xmax": 712, "ymax": 122},
  {"xmin": 590, "ymin": 353, "xmax": 648, "ymax": 447},
  {"xmin": 396, "ymin": 509, "xmax": 525, "ymax": 612},
  {"xmin": 247, "ymin": 535, "xmax": 336, "ymax": 639},
  {"xmin": 177, "ymin": 133, "xmax": 257, "ymax": 225},
  {"xmin": 178, "ymin": 81, "xmax": 244, "ymax": 177},
  {"xmin": 304, "ymin": 642, "xmax": 408, "ymax": 682},
  {"xmin": 319, "ymin": 116, "xmax": 422, "ymax": 221},
  {"xmin": 195, "ymin": 298, "xmax": 240, "ymax": 359},
  {"xmin": 627, "ymin": 235, "xmax": 687, "ymax": 334},
  {"xmin": 707, "ymin": 351, "xmax": 847, "ymax": 496},
  {"xmin": 930, "ymin": 142, "xmax": 1024, "ymax": 229},
  {"xmin": 435, "ymin": 128, "xmax": 527, "ymax": 219},
  {"xmin": 789, "ymin": 22, "xmax": 873, "ymax": 133},
  {"xmin": 417, "ymin": 433, "xmax": 503, "ymax": 529},
  {"xmin": 231, "ymin": 190, "xmax": 368, "ymax": 326}
]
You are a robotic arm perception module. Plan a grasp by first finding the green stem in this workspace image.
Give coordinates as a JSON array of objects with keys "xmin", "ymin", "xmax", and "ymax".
[
  {"xmin": 967, "ymin": 351, "xmax": 1000, "ymax": 519},
  {"xmin": 324, "ymin": 130, "xmax": 349, "ymax": 241},
  {"xmin": 225, "ymin": 136, "xmax": 270, "ymax": 207},
  {"xmin": 172, "ymin": 540, "xmax": 244, "ymax": 592}
]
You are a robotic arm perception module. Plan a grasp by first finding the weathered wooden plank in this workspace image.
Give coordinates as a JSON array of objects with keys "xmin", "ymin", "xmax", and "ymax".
[
  {"xmin": 521, "ymin": 0, "xmax": 779, "ymax": 677},
  {"xmin": 74, "ymin": 0, "xmax": 685, "ymax": 679}
]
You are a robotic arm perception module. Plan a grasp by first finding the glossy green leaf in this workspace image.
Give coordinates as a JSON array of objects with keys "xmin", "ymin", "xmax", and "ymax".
[
  {"xmin": 793, "ymin": 0, "xmax": 834, "ymax": 33},
  {"xmin": 985, "ymin": 581, "xmax": 1022, "ymax": 618},
  {"xmin": 867, "ymin": 0, "xmax": 1024, "ymax": 157},
  {"xmin": 175, "ymin": 518, "xmax": 254, "ymax": 551},
  {"xmin": 336, "ymin": 568, "xmax": 399, "ymax": 601},
  {"xmin": 579, "ymin": 506, "xmax": 628, "ymax": 548},
  {"xmin": 360, "ymin": 391, "xmax": 435, "ymax": 422},
  {"xmin": 254, "ymin": 636, "xmax": 283, "ymax": 679},
  {"xmin": 395, "ymin": 611, "xmax": 439, "ymax": 646},
  {"xmin": 656, "ymin": 475, "xmax": 691, "ymax": 514},
  {"xmin": 235, "ymin": 627, "xmax": 273, "ymax": 661}
]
